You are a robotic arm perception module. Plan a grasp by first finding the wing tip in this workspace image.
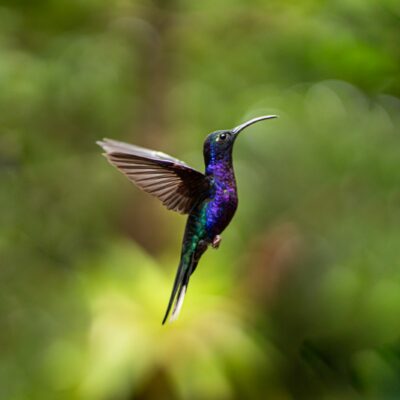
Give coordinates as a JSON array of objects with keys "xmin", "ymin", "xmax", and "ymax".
[{"xmin": 96, "ymin": 139, "xmax": 114, "ymax": 154}]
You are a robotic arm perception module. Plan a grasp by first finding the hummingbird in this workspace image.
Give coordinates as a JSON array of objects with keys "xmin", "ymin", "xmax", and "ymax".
[{"xmin": 97, "ymin": 115, "xmax": 277, "ymax": 324}]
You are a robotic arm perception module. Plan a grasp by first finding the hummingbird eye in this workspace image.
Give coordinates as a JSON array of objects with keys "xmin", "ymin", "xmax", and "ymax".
[{"xmin": 218, "ymin": 133, "xmax": 227, "ymax": 141}]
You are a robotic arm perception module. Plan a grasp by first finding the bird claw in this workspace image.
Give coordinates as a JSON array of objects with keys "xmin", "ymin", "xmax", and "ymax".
[{"xmin": 211, "ymin": 235, "xmax": 221, "ymax": 249}]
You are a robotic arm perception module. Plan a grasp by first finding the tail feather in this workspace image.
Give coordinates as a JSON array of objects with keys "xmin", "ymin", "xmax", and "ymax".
[
  {"xmin": 162, "ymin": 255, "xmax": 197, "ymax": 324},
  {"xmin": 170, "ymin": 285, "xmax": 187, "ymax": 322},
  {"xmin": 162, "ymin": 259, "xmax": 186, "ymax": 325}
]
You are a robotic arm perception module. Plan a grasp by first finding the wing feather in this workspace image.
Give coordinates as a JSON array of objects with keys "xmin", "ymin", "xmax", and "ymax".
[{"xmin": 97, "ymin": 139, "xmax": 209, "ymax": 214}]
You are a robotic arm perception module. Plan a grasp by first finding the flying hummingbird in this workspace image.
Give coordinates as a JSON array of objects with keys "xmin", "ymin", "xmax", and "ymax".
[{"xmin": 97, "ymin": 115, "xmax": 277, "ymax": 324}]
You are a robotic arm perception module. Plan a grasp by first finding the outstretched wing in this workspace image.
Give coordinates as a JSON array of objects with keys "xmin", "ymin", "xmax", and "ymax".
[{"xmin": 97, "ymin": 139, "xmax": 209, "ymax": 214}]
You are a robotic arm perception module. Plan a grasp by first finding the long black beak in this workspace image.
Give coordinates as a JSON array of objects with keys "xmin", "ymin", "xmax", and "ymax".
[{"xmin": 232, "ymin": 115, "xmax": 277, "ymax": 135}]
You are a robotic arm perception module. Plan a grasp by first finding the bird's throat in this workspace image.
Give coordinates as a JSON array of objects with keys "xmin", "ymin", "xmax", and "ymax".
[{"xmin": 206, "ymin": 158, "xmax": 236, "ymax": 190}]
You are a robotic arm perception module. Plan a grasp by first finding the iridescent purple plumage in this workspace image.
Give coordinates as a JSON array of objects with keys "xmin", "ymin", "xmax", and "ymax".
[{"xmin": 205, "ymin": 159, "xmax": 238, "ymax": 239}]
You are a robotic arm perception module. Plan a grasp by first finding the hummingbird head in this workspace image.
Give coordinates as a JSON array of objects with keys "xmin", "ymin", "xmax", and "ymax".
[{"xmin": 203, "ymin": 115, "xmax": 277, "ymax": 170}]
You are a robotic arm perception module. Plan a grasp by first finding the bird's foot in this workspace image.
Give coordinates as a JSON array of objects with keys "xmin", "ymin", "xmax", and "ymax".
[{"xmin": 211, "ymin": 235, "xmax": 221, "ymax": 249}]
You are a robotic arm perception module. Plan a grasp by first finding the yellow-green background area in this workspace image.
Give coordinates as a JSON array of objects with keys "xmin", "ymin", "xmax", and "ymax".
[{"xmin": 1, "ymin": 1, "xmax": 400, "ymax": 399}]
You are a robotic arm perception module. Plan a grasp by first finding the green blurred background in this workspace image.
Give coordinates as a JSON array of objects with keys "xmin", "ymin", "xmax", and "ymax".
[{"xmin": 1, "ymin": 0, "xmax": 400, "ymax": 399}]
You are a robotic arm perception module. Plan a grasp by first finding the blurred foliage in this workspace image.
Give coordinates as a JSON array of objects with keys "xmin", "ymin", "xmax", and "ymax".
[{"xmin": 1, "ymin": 0, "xmax": 400, "ymax": 399}]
